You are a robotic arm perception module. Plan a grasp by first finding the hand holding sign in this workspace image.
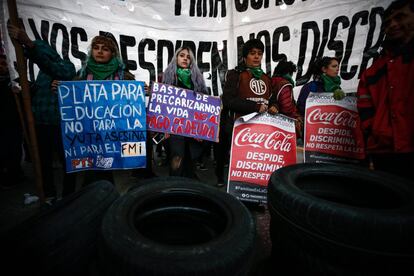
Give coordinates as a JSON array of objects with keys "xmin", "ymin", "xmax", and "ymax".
[
  {"xmin": 58, "ymin": 80, "xmax": 147, "ymax": 172},
  {"xmin": 147, "ymin": 82, "xmax": 221, "ymax": 142}
]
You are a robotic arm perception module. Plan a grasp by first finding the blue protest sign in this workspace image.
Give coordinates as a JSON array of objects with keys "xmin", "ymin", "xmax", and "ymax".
[
  {"xmin": 147, "ymin": 82, "xmax": 221, "ymax": 142},
  {"xmin": 58, "ymin": 80, "xmax": 146, "ymax": 172}
]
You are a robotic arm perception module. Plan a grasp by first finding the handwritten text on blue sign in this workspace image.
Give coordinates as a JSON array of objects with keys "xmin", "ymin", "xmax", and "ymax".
[{"xmin": 58, "ymin": 80, "xmax": 146, "ymax": 172}]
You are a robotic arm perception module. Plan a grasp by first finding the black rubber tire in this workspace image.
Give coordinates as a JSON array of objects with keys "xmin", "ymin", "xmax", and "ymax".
[
  {"xmin": 267, "ymin": 163, "xmax": 414, "ymax": 275},
  {"xmin": 0, "ymin": 180, "xmax": 119, "ymax": 275},
  {"xmin": 99, "ymin": 177, "xmax": 256, "ymax": 276},
  {"xmin": 126, "ymin": 176, "xmax": 196, "ymax": 193}
]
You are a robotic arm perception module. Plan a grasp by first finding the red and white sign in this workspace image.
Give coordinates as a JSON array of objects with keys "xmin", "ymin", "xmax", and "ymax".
[
  {"xmin": 304, "ymin": 93, "xmax": 365, "ymax": 163},
  {"xmin": 228, "ymin": 113, "xmax": 296, "ymax": 187}
]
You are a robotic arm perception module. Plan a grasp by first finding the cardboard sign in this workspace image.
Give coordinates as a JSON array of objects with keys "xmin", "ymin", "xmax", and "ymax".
[
  {"xmin": 304, "ymin": 93, "xmax": 365, "ymax": 163},
  {"xmin": 58, "ymin": 80, "xmax": 147, "ymax": 172},
  {"xmin": 227, "ymin": 113, "xmax": 297, "ymax": 204},
  {"xmin": 147, "ymin": 82, "xmax": 221, "ymax": 142}
]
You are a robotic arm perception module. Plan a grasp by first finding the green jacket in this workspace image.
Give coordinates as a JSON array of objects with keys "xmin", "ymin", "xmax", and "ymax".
[{"xmin": 27, "ymin": 40, "xmax": 76, "ymax": 125}]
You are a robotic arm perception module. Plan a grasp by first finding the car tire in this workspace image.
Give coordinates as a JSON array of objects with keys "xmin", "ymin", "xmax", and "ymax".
[
  {"xmin": 267, "ymin": 163, "xmax": 414, "ymax": 275},
  {"xmin": 99, "ymin": 177, "xmax": 256, "ymax": 276}
]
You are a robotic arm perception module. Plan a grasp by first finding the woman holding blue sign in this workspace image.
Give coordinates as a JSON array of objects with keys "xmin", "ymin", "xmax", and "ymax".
[
  {"xmin": 62, "ymin": 34, "xmax": 154, "ymax": 194},
  {"xmin": 162, "ymin": 47, "xmax": 208, "ymax": 178}
]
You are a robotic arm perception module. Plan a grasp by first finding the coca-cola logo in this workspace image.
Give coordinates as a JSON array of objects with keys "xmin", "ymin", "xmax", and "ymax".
[
  {"xmin": 234, "ymin": 128, "xmax": 293, "ymax": 152},
  {"xmin": 307, "ymin": 108, "xmax": 357, "ymax": 128}
]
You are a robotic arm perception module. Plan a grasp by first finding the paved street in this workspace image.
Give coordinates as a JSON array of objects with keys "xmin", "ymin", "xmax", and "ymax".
[{"xmin": 0, "ymin": 145, "xmax": 284, "ymax": 275}]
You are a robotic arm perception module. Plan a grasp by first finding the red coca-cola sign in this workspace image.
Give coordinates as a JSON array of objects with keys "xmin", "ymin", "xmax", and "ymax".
[
  {"xmin": 229, "ymin": 119, "xmax": 296, "ymax": 187},
  {"xmin": 305, "ymin": 104, "xmax": 365, "ymax": 160}
]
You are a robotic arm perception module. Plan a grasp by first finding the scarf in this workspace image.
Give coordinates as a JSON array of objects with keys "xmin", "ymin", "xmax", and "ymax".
[
  {"xmin": 282, "ymin": 74, "xmax": 295, "ymax": 87},
  {"xmin": 86, "ymin": 57, "xmax": 119, "ymax": 80},
  {"xmin": 247, "ymin": 67, "xmax": 264, "ymax": 79},
  {"xmin": 321, "ymin": 74, "xmax": 341, "ymax": 92},
  {"xmin": 176, "ymin": 68, "xmax": 192, "ymax": 89}
]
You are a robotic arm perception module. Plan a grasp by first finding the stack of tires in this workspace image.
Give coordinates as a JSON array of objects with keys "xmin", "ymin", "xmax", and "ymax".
[
  {"xmin": 98, "ymin": 177, "xmax": 257, "ymax": 276},
  {"xmin": 267, "ymin": 163, "xmax": 414, "ymax": 275}
]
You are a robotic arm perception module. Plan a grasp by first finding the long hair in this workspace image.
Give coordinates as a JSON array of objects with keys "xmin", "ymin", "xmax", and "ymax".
[
  {"xmin": 78, "ymin": 35, "xmax": 125, "ymax": 79},
  {"xmin": 162, "ymin": 47, "xmax": 208, "ymax": 93}
]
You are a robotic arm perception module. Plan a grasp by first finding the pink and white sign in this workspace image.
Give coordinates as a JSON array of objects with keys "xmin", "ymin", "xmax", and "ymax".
[
  {"xmin": 304, "ymin": 93, "xmax": 365, "ymax": 163},
  {"xmin": 227, "ymin": 113, "xmax": 296, "ymax": 204}
]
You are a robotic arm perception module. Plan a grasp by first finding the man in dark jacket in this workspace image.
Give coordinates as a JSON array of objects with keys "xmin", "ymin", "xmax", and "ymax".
[
  {"xmin": 222, "ymin": 39, "xmax": 277, "ymax": 120},
  {"xmin": 357, "ymin": 0, "xmax": 414, "ymax": 181},
  {"xmin": 215, "ymin": 39, "xmax": 277, "ymax": 187}
]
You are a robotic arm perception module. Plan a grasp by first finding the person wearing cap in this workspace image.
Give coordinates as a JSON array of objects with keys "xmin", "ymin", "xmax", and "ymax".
[
  {"xmin": 8, "ymin": 24, "xmax": 76, "ymax": 203},
  {"xmin": 357, "ymin": 0, "xmax": 414, "ymax": 180},
  {"xmin": 216, "ymin": 38, "xmax": 277, "ymax": 187}
]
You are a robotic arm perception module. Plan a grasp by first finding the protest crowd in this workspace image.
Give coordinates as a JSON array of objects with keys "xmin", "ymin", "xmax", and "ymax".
[
  {"xmin": 3, "ymin": 0, "xmax": 413, "ymax": 195},
  {"xmin": 0, "ymin": 0, "xmax": 413, "ymax": 275}
]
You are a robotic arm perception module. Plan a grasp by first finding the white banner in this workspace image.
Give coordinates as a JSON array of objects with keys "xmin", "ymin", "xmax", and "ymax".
[{"xmin": 1, "ymin": 0, "xmax": 389, "ymax": 96}]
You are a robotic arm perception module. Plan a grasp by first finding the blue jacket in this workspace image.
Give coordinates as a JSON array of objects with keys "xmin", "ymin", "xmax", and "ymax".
[{"xmin": 297, "ymin": 80, "xmax": 325, "ymax": 116}]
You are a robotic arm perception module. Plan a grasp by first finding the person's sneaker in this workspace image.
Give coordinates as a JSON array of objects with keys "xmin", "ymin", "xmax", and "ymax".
[{"xmin": 23, "ymin": 193, "xmax": 39, "ymax": 205}]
